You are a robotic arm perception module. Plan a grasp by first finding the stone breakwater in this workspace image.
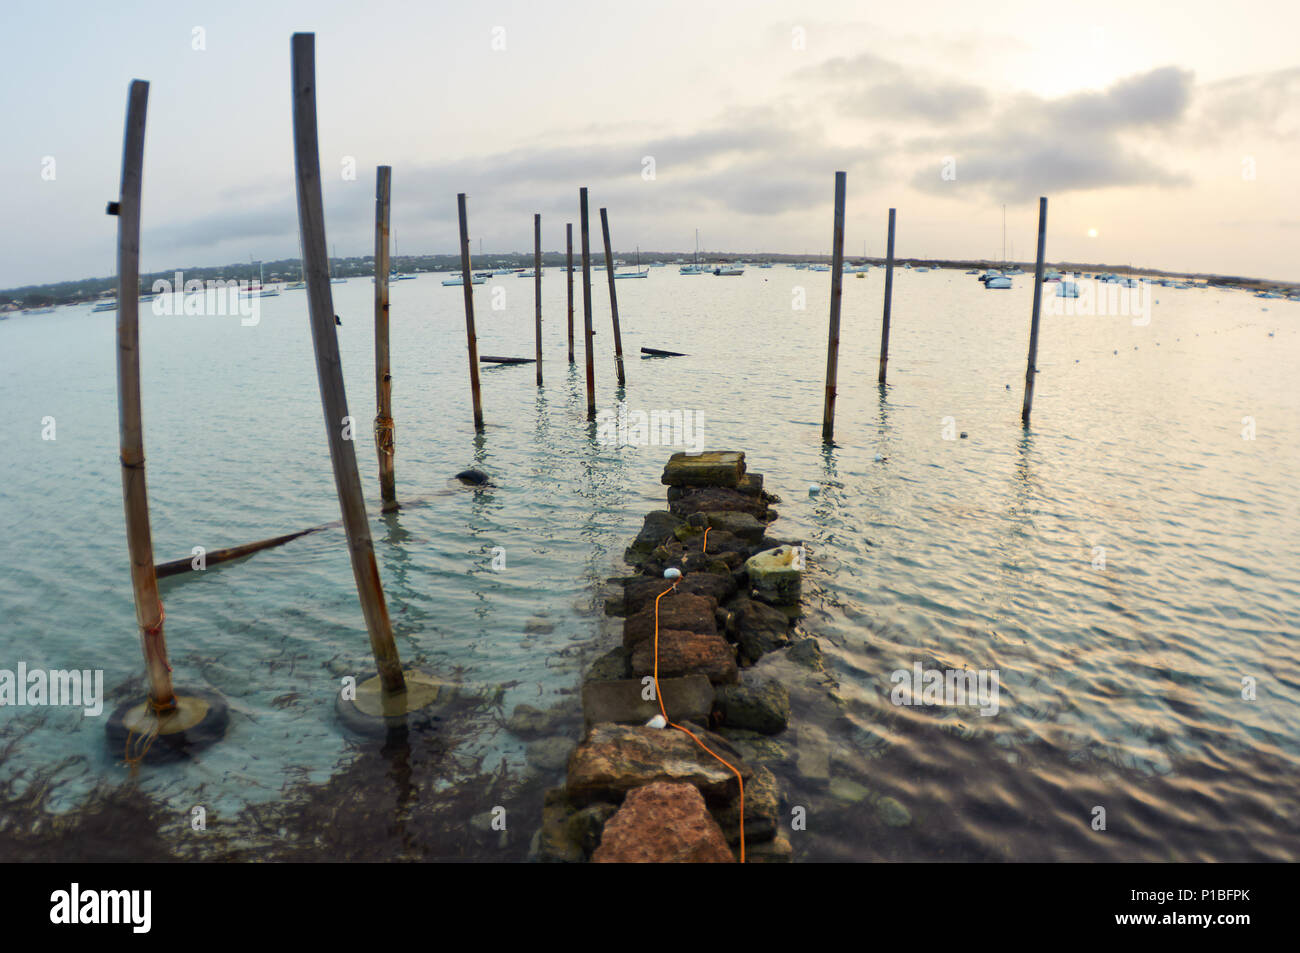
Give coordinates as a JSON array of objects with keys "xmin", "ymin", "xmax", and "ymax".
[{"xmin": 527, "ymin": 451, "xmax": 808, "ymax": 862}]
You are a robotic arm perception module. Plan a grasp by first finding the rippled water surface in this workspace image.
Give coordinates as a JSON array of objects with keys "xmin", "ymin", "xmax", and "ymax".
[{"xmin": 1, "ymin": 265, "xmax": 1296, "ymax": 861}]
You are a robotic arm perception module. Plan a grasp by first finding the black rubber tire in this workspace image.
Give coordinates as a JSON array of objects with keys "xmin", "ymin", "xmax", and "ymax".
[
  {"xmin": 334, "ymin": 673, "xmax": 443, "ymax": 740},
  {"xmin": 105, "ymin": 687, "xmax": 229, "ymax": 764}
]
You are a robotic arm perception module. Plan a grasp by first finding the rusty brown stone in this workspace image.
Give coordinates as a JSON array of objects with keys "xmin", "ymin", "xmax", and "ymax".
[
  {"xmin": 592, "ymin": 782, "xmax": 735, "ymax": 863},
  {"xmin": 629, "ymin": 629, "xmax": 739, "ymax": 685},
  {"xmin": 623, "ymin": 592, "xmax": 718, "ymax": 650}
]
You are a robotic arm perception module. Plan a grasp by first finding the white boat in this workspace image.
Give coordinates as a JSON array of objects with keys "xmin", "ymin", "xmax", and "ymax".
[
  {"xmin": 811, "ymin": 264, "xmax": 830, "ymax": 272},
  {"xmin": 985, "ymin": 275, "xmax": 1012, "ymax": 289},
  {"xmin": 615, "ymin": 269, "xmax": 648, "ymax": 278},
  {"xmin": 679, "ymin": 230, "xmax": 705, "ymax": 275},
  {"xmin": 712, "ymin": 265, "xmax": 744, "ymax": 276},
  {"xmin": 442, "ymin": 276, "xmax": 485, "ymax": 286},
  {"xmin": 24, "ymin": 306, "xmax": 56, "ymax": 314},
  {"xmin": 92, "ymin": 300, "xmax": 117, "ymax": 312}
]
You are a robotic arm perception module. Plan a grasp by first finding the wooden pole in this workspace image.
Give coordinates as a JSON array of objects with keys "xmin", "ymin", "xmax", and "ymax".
[
  {"xmin": 821, "ymin": 171, "xmax": 846, "ymax": 443},
  {"xmin": 534, "ymin": 213, "xmax": 543, "ymax": 386},
  {"xmin": 599, "ymin": 207, "xmax": 627, "ymax": 388},
  {"xmin": 374, "ymin": 165, "xmax": 396, "ymax": 511},
  {"xmin": 291, "ymin": 33, "xmax": 405, "ymax": 695},
  {"xmin": 1023, "ymin": 196, "xmax": 1048, "ymax": 426},
  {"xmin": 113, "ymin": 79, "xmax": 175, "ymax": 711},
  {"xmin": 878, "ymin": 207, "xmax": 896, "ymax": 385},
  {"xmin": 580, "ymin": 188, "xmax": 596, "ymax": 420},
  {"xmin": 566, "ymin": 223, "xmax": 574, "ymax": 364},
  {"xmin": 457, "ymin": 193, "xmax": 484, "ymax": 430}
]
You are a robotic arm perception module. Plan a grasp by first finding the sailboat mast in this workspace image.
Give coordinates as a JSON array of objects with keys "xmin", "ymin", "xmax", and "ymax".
[{"xmin": 1002, "ymin": 204, "xmax": 1007, "ymax": 266}]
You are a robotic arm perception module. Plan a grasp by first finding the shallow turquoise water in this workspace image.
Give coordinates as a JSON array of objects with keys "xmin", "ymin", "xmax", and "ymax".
[{"xmin": 1, "ymin": 266, "xmax": 1297, "ymax": 859}]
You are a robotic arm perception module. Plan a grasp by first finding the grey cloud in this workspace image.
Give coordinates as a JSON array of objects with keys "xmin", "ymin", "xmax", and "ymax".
[
  {"xmin": 908, "ymin": 66, "xmax": 1195, "ymax": 200},
  {"xmin": 797, "ymin": 52, "xmax": 990, "ymax": 123}
]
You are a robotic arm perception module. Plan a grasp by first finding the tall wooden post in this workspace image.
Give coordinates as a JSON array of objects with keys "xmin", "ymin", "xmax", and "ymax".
[
  {"xmin": 821, "ymin": 171, "xmax": 846, "ymax": 443},
  {"xmin": 566, "ymin": 223, "xmax": 574, "ymax": 364},
  {"xmin": 580, "ymin": 188, "xmax": 596, "ymax": 420},
  {"xmin": 292, "ymin": 33, "xmax": 405, "ymax": 695},
  {"xmin": 534, "ymin": 213, "xmax": 543, "ymax": 386},
  {"xmin": 878, "ymin": 207, "xmax": 896, "ymax": 385},
  {"xmin": 374, "ymin": 165, "xmax": 396, "ymax": 511},
  {"xmin": 458, "ymin": 193, "xmax": 484, "ymax": 430},
  {"xmin": 1023, "ymin": 196, "xmax": 1048, "ymax": 426},
  {"xmin": 599, "ymin": 207, "xmax": 627, "ymax": 388},
  {"xmin": 113, "ymin": 79, "xmax": 174, "ymax": 711}
]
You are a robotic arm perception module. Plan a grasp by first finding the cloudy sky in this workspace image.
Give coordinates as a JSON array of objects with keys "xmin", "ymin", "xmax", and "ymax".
[{"xmin": 3, "ymin": 0, "xmax": 1298, "ymax": 288}]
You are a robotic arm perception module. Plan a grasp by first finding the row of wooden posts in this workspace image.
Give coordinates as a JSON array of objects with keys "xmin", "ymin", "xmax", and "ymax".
[
  {"xmin": 821, "ymin": 170, "xmax": 1050, "ymax": 442},
  {"xmin": 450, "ymin": 186, "xmax": 630, "ymax": 440},
  {"xmin": 112, "ymin": 35, "xmax": 1051, "ymax": 723}
]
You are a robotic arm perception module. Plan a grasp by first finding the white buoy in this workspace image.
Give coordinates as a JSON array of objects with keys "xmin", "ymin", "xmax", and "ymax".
[
  {"xmin": 873, "ymin": 453, "xmax": 883, "ymax": 462},
  {"xmin": 645, "ymin": 714, "xmax": 667, "ymax": 729},
  {"xmin": 808, "ymin": 483, "xmax": 821, "ymax": 496},
  {"xmin": 663, "ymin": 567, "xmax": 681, "ymax": 581}
]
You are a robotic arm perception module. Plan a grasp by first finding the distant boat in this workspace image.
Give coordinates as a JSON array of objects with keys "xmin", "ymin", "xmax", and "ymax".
[
  {"xmin": 712, "ymin": 265, "xmax": 744, "ymax": 276},
  {"xmin": 1056, "ymin": 281, "xmax": 1079, "ymax": 297},
  {"xmin": 966, "ymin": 269, "xmax": 980, "ymax": 275},
  {"xmin": 810, "ymin": 264, "xmax": 830, "ymax": 272},
  {"xmin": 1044, "ymin": 270, "xmax": 1062, "ymax": 283},
  {"xmin": 284, "ymin": 281, "xmax": 306, "ymax": 291},
  {"xmin": 331, "ymin": 278, "xmax": 347, "ymax": 285},
  {"xmin": 985, "ymin": 275, "xmax": 1012, "ymax": 289},
  {"xmin": 615, "ymin": 269, "xmax": 648, "ymax": 278},
  {"xmin": 517, "ymin": 271, "xmax": 537, "ymax": 278},
  {"xmin": 92, "ymin": 300, "xmax": 117, "ymax": 312},
  {"xmin": 758, "ymin": 263, "xmax": 773, "ymax": 269},
  {"xmin": 679, "ymin": 229, "xmax": 704, "ymax": 275},
  {"xmin": 442, "ymin": 276, "xmax": 485, "ymax": 286},
  {"xmin": 24, "ymin": 306, "xmax": 56, "ymax": 314},
  {"xmin": 914, "ymin": 266, "xmax": 930, "ymax": 273}
]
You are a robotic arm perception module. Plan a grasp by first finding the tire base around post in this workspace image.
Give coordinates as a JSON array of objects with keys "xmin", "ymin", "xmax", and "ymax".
[
  {"xmin": 105, "ymin": 687, "xmax": 229, "ymax": 765},
  {"xmin": 335, "ymin": 670, "xmax": 446, "ymax": 739}
]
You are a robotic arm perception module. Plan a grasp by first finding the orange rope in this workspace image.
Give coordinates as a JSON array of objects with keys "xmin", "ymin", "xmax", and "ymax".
[
  {"xmin": 702, "ymin": 526, "xmax": 711, "ymax": 554},
  {"xmin": 654, "ymin": 582, "xmax": 745, "ymax": 862}
]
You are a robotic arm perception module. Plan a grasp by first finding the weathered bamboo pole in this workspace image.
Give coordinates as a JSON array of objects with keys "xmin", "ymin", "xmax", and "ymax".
[
  {"xmin": 821, "ymin": 171, "xmax": 846, "ymax": 443},
  {"xmin": 878, "ymin": 207, "xmax": 896, "ymax": 385},
  {"xmin": 599, "ymin": 207, "xmax": 627, "ymax": 388},
  {"xmin": 113, "ymin": 79, "xmax": 175, "ymax": 712},
  {"xmin": 534, "ymin": 213, "xmax": 543, "ymax": 386},
  {"xmin": 458, "ymin": 193, "xmax": 485, "ymax": 430},
  {"xmin": 374, "ymin": 165, "xmax": 396, "ymax": 511},
  {"xmin": 1022, "ymin": 196, "xmax": 1048, "ymax": 426},
  {"xmin": 580, "ymin": 188, "xmax": 596, "ymax": 420},
  {"xmin": 292, "ymin": 33, "xmax": 405, "ymax": 695},
  {"xmin": 566, "ymin": 223, "xmax": 575, "ymax": 364}
]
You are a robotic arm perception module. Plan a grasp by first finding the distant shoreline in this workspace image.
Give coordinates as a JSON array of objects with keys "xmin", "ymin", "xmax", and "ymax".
[{"xmin": 4, "ymin": 253, "xmax": 1296, "ymax": 312}]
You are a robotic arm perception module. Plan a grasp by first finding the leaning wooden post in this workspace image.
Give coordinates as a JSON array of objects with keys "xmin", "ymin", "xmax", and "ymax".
[
  {"xmin": 821, "ymin": 171, "xmax": 847, "ymax": 443},
  {"xmin": 114, "ymin": 80, "xmax": 174, "ymax": 712},
  {"xmin": 878, "ymin": 207, "xmax": 896, "ymax": 385},
  {"xmin": 566, "ymin": 223, "xmax": 575, "ymax": 364},
  {"xmin": 580, "ymin": 188, "xmax": 596, "ymax": 420},
  {"xmin": 458, "ymin": 193, "xmax": 484, "ymax": 430},
  {"xmin": 534, "ymin": 213, "xmax": 543, "ymax": 386},
  {"xmin": 292, "ymin": 33, "xmax": 405, "ymax": 696},
  {"xmin": 374, "ymin": 165, "xmax": 397, "ymax": 511},
  {"xmin": 599, "ymin": 207, "xmax": 627, "ymax": 388},
  {"xmin": 1022, "ymin": 196, "xmax": 1048, "ymax": 426},
  {"xmin": 106, "ymin": 79, "xmax": 228, "ymax": 761}
]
